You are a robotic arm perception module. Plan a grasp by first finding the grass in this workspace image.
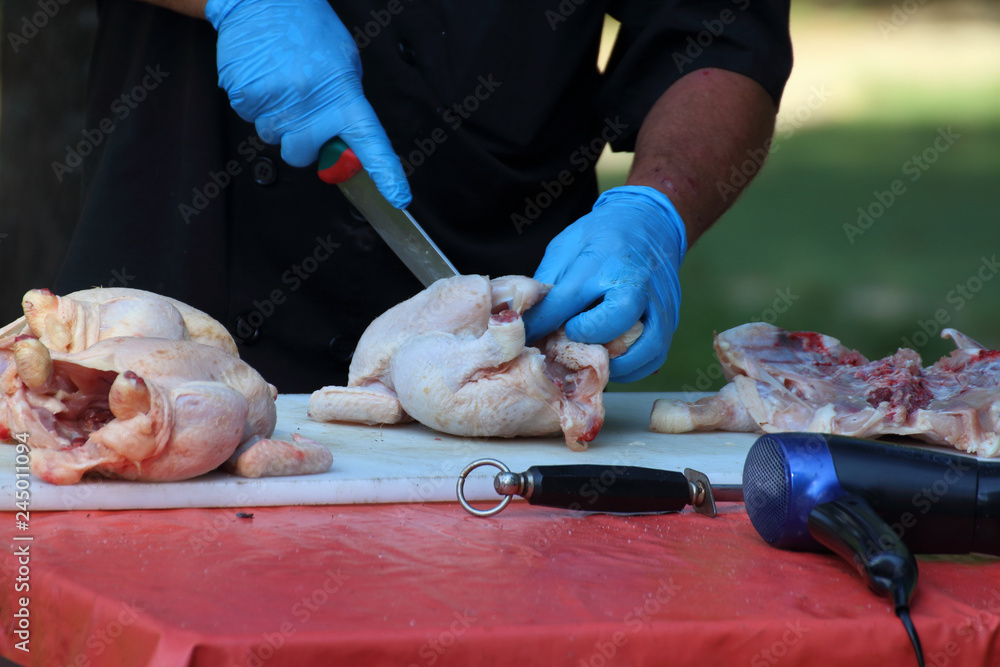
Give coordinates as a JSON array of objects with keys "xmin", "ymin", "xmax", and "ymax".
[
  {"xmin": 600, "ymin": 6, "xmax": 1000, "ymax": 393},
  {"xmin": 606, "ymin": 122, "xmax": 1000, "ymax": 393}
]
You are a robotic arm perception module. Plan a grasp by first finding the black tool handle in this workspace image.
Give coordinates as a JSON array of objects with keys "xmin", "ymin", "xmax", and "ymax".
[{"xmin": 523, "ymin": 465, "xmax": 690, "ymax": 514}]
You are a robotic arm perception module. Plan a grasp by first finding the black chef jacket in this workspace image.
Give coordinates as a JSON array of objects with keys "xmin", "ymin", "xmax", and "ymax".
[{"xmin": 55, "ymin": 0, "xmax": 792, "ymax": 393}]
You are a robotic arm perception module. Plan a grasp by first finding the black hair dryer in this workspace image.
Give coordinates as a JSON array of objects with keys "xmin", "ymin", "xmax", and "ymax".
[{"xmin": 742, "ymin": 432, "xmax": 1000, "ymax": 667}]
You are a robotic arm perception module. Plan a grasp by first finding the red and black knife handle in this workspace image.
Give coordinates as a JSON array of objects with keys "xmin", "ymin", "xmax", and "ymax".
[{"xmin": 317, "ymin": 137, "xmax": 362, "ymax": 184}]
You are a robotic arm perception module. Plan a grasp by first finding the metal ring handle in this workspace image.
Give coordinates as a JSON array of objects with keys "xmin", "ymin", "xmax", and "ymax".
[{"xmin": 456, "ymin": 458, "xmax": 512, "ymax": 517}]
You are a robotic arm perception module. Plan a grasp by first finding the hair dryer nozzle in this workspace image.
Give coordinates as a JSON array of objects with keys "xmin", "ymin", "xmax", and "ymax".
[{"xmin": 742, "ymin": 432, "xmax": 846, "ymax": 550}]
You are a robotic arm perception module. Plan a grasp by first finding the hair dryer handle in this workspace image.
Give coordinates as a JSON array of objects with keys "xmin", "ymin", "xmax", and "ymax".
[
  {"xmin": 807, "ymin": 493, "xmax": 918, "ymax": 610},
  {"xmin": 808, "ymin": 494, "xmax": 925, "ymax": 666}
]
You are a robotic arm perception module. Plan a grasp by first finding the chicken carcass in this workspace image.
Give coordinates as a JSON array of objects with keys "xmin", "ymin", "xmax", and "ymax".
[
  {"xmin": 0, "ymin": 287, "xmax": 237, "ymax": 440},
  {"xmin": 0, "ymin": 287, "xmax": 332, "ymax": 483},
  {"xmin": 5, "ymin": 335, "xmax": 332, "ymax": 484},
  {"xmin": 309, "ymin": 275, "xmax": 634, "ymax": 450},
  {"xmin": 650, "ymin": 323, "xmax": 1000, "ymax": 456}
]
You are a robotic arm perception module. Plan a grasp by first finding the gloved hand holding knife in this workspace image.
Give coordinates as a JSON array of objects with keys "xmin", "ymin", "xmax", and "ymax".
[
  {"xmin": 206, "ymin": 0, "xmax": 412, "ymax": 209},
  {"xmin": 204, "ymin": 0, "xmax": 687, "ymax": 383},
  {"xmin": 193, "ymin": 0, "xmax": 773, "ymax": 389}
]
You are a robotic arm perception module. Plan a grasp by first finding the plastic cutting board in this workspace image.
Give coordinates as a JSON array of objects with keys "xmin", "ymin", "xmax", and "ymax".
[{"xmin": 0, "ymin": 392, "xmax": 756, "ymax": 511}]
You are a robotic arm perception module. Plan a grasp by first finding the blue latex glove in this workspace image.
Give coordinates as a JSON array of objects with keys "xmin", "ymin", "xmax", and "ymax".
[
  {"xmin": 522, "ymin": 185, "xmax": 687, "ymax": 383},
  {"xmin": 206, "ymin": 0, "xmax": 411, "ymax": 208}
]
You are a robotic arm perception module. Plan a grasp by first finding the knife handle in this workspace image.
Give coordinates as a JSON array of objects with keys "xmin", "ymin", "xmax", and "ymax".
[
  {"xmin": 317, "ymin": 137, "xmax": 362, "ymax": 184},
  {"xmin": 506, "ymin": 465, "xmax": 693, "ymax": 514}
]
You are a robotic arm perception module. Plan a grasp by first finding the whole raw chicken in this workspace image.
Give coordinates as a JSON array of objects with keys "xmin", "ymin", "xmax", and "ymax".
[
  {"xmin": 0, "ymin": 287, "xmax": 331, "ymax": 483},
  {"xmin": 309, "ymin": 275, "xmax": 637, "ymax": 450}
]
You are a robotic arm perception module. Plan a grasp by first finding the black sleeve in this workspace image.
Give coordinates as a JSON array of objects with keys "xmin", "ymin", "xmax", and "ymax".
[{"xmin": 598, "ymin": 0, "xmax": 793, "ymax": 152}]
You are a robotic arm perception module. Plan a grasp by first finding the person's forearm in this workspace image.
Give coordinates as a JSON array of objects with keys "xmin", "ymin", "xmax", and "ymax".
[
  {"xmin": 135, "ymin": 0, "xmax": 207, "ymax": 19},
  {"xmin": 627, "ymin": 68, "xmax": 777, "ymax": 246}
]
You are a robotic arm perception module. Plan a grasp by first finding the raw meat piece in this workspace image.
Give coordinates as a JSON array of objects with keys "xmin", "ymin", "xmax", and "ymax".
[
  {"xmin": 650, "ymin": 323, "xmax": 1000, "ymax": 456},
  {"xmin": 0, "ymin": 287, "xmax": 333, "ymax": 483},
  {"xmin": 0, "ymin": 287, "xmax": 240, "ymax": 441},
  {"xmin": 224, "ymin": 433, "xmax": 333, "ymax": 478},
  {"xmin": 310, "ymin": 275, "xmax": 632, "ymax": 450},
  {"xmin": 5, "ymin": 335, "xmax": 332, "ymax": 483}
]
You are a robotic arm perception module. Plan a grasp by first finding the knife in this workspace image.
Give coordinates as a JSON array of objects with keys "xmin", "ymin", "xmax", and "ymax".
[
  {"xmin": 317, "ymin": 137, "xmax": 459, "ymax": 287},
  {"xmin": 456, "ymin": 459, "xmax": 744, "ymax": 518}
]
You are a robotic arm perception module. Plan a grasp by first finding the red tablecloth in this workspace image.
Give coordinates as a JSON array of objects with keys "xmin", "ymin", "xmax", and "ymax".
[{"xmin": 1, "ymin": 502, "xmax": 999, "ymax": 666}]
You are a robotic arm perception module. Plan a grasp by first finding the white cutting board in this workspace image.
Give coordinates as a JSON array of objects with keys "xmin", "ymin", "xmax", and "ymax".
[{"xmin": 0, "ymin": 393, "xmax": 756, "ymax": 511}]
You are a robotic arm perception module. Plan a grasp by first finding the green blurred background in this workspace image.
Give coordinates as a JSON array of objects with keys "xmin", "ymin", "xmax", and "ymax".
[
  {"xmin": 0, "ymin": 0, "xmax": 997, "ymax": 392},
  {"xmin": 600, "ymin": 1, "xmax": 1000, "ymax": 393}
]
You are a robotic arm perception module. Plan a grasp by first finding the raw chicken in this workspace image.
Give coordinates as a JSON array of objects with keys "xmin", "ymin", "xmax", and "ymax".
[
  {"xmin": 309, "ymin": 275, "xmax": 633, "ymax": 450},
  {"xmin": 10, "ymin": 287, "xmax": 238, "ymax": 355},
  {"xmin": 0, "ymin": 287, "xmax": 239, "ymax": 441},
  {"xmin": 650, "ymin": 323, "xmax": 1000, "ymax": 456},
  {"xmin": 0, "ymin": 287, "xmax": 333, "ymax": 483},
  {"xmin": 5, "ymin": 335, "xmax": 332, "ymax": 484},
  {"xmin": 224, "ymin": 433, "xmax": 333, "ymax": 478}
]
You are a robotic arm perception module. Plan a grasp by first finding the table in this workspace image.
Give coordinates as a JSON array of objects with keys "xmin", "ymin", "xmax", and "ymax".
[{"xmin": 2, "ymin": 500, "xmax": 999, "ymax": 666}]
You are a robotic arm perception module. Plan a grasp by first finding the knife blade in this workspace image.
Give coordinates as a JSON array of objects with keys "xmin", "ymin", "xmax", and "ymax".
[
  {"xmin": 317, "ymin": 137, "xmax": 459, "ymax": 287},
  {"xmin": 457, "ymin": 459, "xmax": 744, "ymax": 518}
]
